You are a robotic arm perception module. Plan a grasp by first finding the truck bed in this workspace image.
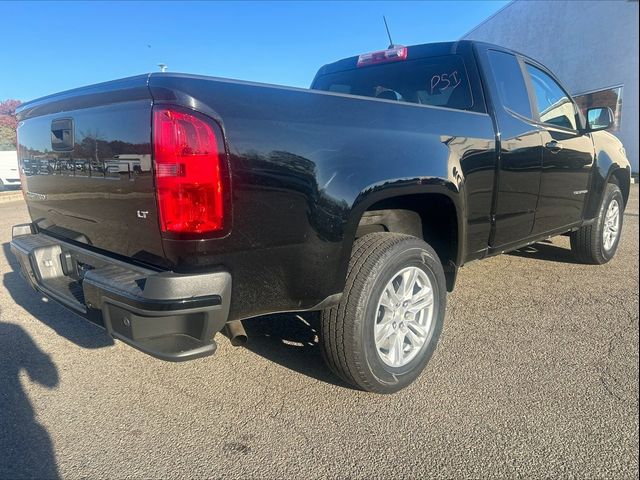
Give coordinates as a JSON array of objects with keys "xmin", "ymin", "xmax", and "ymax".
[{"xmin": 17, "ymin": 72, "xmax": 496, "ymax": 319}]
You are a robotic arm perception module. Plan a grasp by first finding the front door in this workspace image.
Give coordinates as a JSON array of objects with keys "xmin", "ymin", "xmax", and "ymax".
[{"xmin": 523, "ymin": 63, "xmax": 594, "ymax": 234}]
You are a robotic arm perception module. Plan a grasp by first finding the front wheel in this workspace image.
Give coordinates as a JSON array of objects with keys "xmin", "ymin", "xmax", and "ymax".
[
  {"xmin": 320, "ymin": 233, "xmax": 446, "ymax": 394},
  {"xmin": 571, "ymin": 183, "xmax": 624, "ymax": 265}
]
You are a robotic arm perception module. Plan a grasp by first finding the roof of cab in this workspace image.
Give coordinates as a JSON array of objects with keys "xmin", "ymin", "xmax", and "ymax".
[
  {"xmin": 313, "ymin": 40, "xmax": 521, "ymax": 79},
  {"xmin": 314, "ymin": 41, "xmax": 464, "ymax": 77}
]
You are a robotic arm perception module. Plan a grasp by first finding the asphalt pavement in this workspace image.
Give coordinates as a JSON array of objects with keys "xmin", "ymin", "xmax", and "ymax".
[{"xmin": 1, "ymin": 187, "xmax": 638, "ymax": 479}]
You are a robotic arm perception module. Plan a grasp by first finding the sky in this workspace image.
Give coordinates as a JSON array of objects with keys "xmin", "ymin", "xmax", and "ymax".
[{"xmin": 0, "ymin": 1, "xmax": 508, "ymax": 102}]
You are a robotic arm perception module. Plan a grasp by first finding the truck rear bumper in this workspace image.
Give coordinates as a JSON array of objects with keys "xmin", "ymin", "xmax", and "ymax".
[
  {"xmin": 10, "ymin": 224, "xmax": 231, "ymax": 361},
  {"xmin": 0, "ymin": 177, "xmax": 21, "ymax": 186}
]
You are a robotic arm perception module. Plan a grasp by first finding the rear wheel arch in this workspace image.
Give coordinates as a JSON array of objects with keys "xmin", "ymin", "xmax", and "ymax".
[{"xmin": 348, "ymin": 190, "xmax": 462, "ymax": 291}]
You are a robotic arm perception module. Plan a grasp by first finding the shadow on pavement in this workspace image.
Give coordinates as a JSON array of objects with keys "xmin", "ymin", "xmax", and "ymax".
[
  {"xmin": 242, "ymin": 312, "xmax": 350, "ymax": 389},
  {"xmin": 0, "ymin": 320, "xmax": 60, "ymax": 479},
  {"xmin": 508, "ymin": 240, "xmax": 583, "ymax": 265},
  {"xmin": 2, "ymin": 242, "xmax": 113, "ymax": 350}
]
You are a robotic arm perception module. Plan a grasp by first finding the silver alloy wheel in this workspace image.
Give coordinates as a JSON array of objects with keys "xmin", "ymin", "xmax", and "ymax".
[
  {"xmin": 374, "ymin": 266, "xmax": 435, "ymax": 368},
  {"xmin": 603, "ymin": 198, "xmax": 621, "ymax": 251}
]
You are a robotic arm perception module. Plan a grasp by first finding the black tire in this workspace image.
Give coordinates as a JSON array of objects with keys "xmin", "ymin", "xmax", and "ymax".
[
  {"xmin": 570, "ymin": 183, "xmax": 624, "ymax": 264},
  {"xmin": 320, "ymin": 233, "xmax": 446, "ymax": 394}
]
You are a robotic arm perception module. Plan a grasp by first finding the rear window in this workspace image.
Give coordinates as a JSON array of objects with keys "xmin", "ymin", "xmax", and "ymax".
[{"xmin": 313, "ymin": 55, "xmax": 473, "ymax": 111}]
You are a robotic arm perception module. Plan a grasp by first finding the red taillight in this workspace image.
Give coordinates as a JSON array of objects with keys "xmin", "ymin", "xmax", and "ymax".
[
  {"xmin": 152, "ymin": 106, "xmax": 226, "ymax": 235},
  {"xmin": 357, "ymin": 46, "xmax": 408, "ymax": 67}
]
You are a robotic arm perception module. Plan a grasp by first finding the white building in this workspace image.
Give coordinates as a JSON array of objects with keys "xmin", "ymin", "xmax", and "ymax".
[{"xmin": 464, "ymin": 0, "xmax": 639, "ymax": 173}]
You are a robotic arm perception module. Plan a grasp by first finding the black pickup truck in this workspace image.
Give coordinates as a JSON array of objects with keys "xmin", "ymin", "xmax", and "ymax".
[{"xmin": 11, "ymin": 41, "xmax": 631, "ymax": 393}]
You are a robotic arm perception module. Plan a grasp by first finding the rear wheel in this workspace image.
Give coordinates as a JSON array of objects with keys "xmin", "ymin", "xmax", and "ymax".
[
  {"xmin": 320, "ymin": 233, "xmax": 446, "ymax": 394},
  {"xmin": 570, "ymin": 183, "xmax": 624, "ymax": 264}
]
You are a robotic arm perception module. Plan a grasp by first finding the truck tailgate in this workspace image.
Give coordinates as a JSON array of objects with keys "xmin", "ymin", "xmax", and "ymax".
[{"xmin": 17, "ymin": 76, "xmax": 167, "ymax": 267}]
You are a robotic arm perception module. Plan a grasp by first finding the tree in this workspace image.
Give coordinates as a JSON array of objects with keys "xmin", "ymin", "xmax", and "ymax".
[{"xmin": 0, "ymin": 99, "xmax": 22, "ymax": 150}]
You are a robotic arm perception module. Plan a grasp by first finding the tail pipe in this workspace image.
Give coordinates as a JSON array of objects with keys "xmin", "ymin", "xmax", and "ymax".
[{"xmin": 224, "ymin": 320, "xmax": 247, "ymax": 346}]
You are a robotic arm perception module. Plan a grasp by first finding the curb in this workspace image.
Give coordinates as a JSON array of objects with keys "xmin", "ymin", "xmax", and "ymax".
[{"xmin": 0, "ymin": 192, "xmax": 24, "ymax": 204}]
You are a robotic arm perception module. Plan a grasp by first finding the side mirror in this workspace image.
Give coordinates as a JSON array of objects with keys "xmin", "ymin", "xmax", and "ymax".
[{"xmin": 586, "ymin": 107, "xmax": 614, "ymax": 132}]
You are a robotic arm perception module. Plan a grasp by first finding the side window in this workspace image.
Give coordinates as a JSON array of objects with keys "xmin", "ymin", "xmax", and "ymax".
[
  {"xmin": 525, "ymin": 64, "xmax": 578, "ymax": 130},
  {"xmin": 487, "ymin": 50, "xmax": 532, "ymax": 118}
]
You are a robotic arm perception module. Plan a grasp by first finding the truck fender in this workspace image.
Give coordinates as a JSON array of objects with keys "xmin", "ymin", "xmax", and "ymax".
[
  {"xmin": 333, "ymin": 179, "xmax": 464, "ymax": 293},
  {"xmin": 584, "ymin": 147, "xmax": 631, "ymax": 220}
]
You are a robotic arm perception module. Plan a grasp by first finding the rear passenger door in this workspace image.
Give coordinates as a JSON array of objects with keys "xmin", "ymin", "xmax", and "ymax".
[
  {"xmin": 482, "ymin": 49, "xmax": 544, "ymax": 248},
  {"xmin": 522, "ymin": 63, "xmax": 594, "ymax": 234}
]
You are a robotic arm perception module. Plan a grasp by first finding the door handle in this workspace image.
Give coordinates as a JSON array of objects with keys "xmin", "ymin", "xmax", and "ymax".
[
  {"xmin": 51, "ymin": 118, "xmax": 74, "ymax": 152},
  {"xmin": 545, "ymin": 140, "xmax": 563, "ymax": 153}
]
